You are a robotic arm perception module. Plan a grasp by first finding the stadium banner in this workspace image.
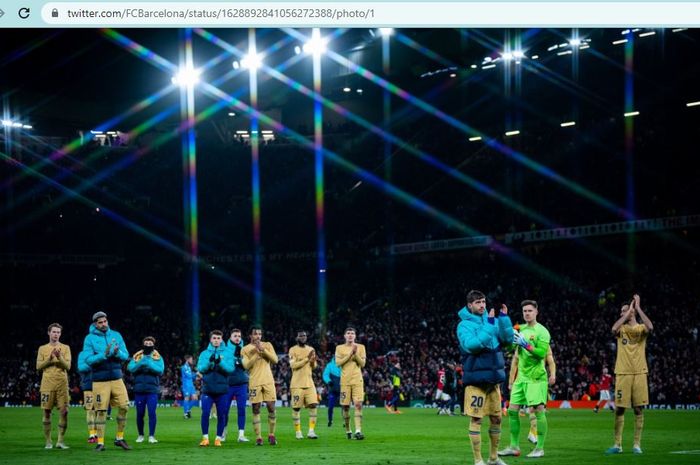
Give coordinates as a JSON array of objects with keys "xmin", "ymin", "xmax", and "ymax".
[
  {"xmin": 504, "ymin": 214, "xmax": 700, "ymax": 245},
  {"xmin": 389, "ymin": 235, "xmax": 493, "ymax": 255}
]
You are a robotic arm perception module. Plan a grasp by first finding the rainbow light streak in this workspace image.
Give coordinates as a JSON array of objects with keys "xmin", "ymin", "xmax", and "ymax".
[
  {"xmin": 177, "ymin": 28, "xmax": 201, "ymax": 350},
  {"xmin": 102, "ymin": 29, "xmax": 177, "ymax": 73},
  {"xmin": 248, "ymin": 29, "xmax": 263, "ymax": 326},
  {"xmin": 312, "ymin": 47, "xmax": 327, "ymax": 340},
  {"xmin": 394, "ymin": 31, "xmax": 455, "ymax": 68},
  {"xmin": 624, "ymin": 38, "xmax": 636, "ymax": 270}
]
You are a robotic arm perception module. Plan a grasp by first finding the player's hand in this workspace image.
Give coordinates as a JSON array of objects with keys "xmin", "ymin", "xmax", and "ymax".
[
  {"xmin": 209, "ymin": 354, "xmax": 216, "ymax": 362},
  {"xmin": 309, "ymin": 350, "xmax": 316, "ymax": 361},
  {"xmin": 513, "ymin": 333, "xmax": 531, "ymax": 350},
  {"xmin": 633, "ymin": 294, "xmax": 640, "ymax": 307},
  {"xmin": 112, "ymin": 344, "xmax": 119, "ymax": 355},
  {"xmin": 548, "ymin": 374, "xmax": 556, "ymax": 385},
  {"xmin": 104, "ymin": 344, "xmax": 112, "ymax": 357},
  {"xmin": 501, "ymin": 304, "xmax": 508, "ymax": 315},
  {"xmin": 508, "ymin": 382, "xmax": 513, "ymax": 390},
  {"xmin": 488, "ymin": 308, "xmax": 496, "ymax": 319},
  {"xmin": 351, "ymin": 343, "xmax": 357, "ymax": 353}
]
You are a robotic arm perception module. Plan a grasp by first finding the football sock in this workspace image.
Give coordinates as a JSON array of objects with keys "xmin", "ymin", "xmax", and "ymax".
[
  {"xmin": 488, "ymin": 424, "xmax": 501, "ymax": 460},
  {"xmin": 614, "ymin": 413, "xmax": 624, "ymax": 447},
  {"xmin": 633, "ymin": 412, "xmax": 644, "ymax": 447},
  {"xmin": 309, "ymin": 408, "xmax": 317, "ymax": 431},
  {"xmin": 508, "ymin": 409, "xmax": 521, "ymax": 448},
  {"xmin": 535, "ymin": 411, "xmax": 547, "ymax": 449},
  {"xmin": 292, "ymin": 410, "xmax": 301, "ymax": 432},
  {"xmin": 469, "ymin": 418, "xmax": 482, "ymax": 463},
  {"xmin": 253, "ymin": 413, "xmax": 262, "ymax": 439}
]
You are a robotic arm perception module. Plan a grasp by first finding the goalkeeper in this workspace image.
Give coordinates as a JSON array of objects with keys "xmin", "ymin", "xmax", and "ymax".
[
  {"xmin": 499, "ymin": 300, "xmax": 551, "ymax": 459},
  {"xmin": 196, "ymin": 330, "xmax": 234, "ymax": 447}
]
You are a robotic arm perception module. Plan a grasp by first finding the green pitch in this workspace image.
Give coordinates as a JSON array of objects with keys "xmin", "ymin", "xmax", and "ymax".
[{"xmin": 1, "ymin": 407, "xmax": 699, "ymax": 464}]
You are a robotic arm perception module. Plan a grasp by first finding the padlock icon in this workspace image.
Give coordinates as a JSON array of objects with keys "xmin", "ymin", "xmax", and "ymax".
[{"xmin": 51, "ymin": 8, "xmax": 59, "ymax": 18}]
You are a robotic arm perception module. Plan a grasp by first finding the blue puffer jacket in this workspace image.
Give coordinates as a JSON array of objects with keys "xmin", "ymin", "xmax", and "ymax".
[
  {"xmin": 457, "ymin": 307, "xmax": 514, "ymax": 385},
  {"xmin": 323, "ymin": 358, "xmax": 341, "ymax": 394},
  {"xmin": 225, "ymin": 339, "xmax": 249, "ymax": 386},
  {"xmin": 83, "ymin": 324, "xmax": 129, "ymax": 382},
  {"xmin": 77, "ymin": 349, "xmax": 93, "ymax": 391},
  {"xmin": 127, "ymin": 350, "xmax": 165, "ymax": 394},
  {"xmin": 197, "ymin": 343, "xmax": 234, "ymax": 395}
]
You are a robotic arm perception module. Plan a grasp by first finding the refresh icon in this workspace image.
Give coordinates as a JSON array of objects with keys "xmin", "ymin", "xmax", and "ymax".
[{"xmin": 18, "ymin": 7, "xmax": 31, "ymax": 19}]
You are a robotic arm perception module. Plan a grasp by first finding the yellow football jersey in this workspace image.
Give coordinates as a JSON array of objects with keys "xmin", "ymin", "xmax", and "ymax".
[
  {"xmin": 289, "ymin": 345, "xmax": 316, "ymax": 389},
  {"xmin": 36, "ymin": 343, "xmax": 71, "ymax": 391},
  {"xmin": 335, "ymin": 343, "xmax": 366, "ymax": 385},
  {"xmin": 614, "ymin": 323, "xmax": 648, "ymax": 375},
  {"xmin": 242, "ymin": 342, "xmax": 278, "ymax": 386}
]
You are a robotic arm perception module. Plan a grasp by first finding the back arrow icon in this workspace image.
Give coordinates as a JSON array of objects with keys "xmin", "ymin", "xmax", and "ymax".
[{"xmin": 0, "ymin": 9, "xmax": 5, "ymax": 18}]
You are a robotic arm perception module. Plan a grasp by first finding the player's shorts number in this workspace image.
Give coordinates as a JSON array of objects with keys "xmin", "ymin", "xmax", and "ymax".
[
  {"xmin": 341, "ymin": 392, "xmax": 347, "ymax": 400},
  {"xmin": 470, "ymin": 395, "xmax": 484, "ymax": 408},
  {"xmin": 293, "ymin": 395, "xmax": 300, "ymax": 403},
  {"xmin": 250, "ymin": 389, "xmax": 257, "ymax": 398},
  {"xmin": 86, "ymin": 395, "xmax": 93, "ymax": 404},
  {"xmin": 96, "ymin": 394, "xmax": 102, "ymax": 403},
  {"xmin": 616, "ymin": 390, "xmax": 622, "ymax": 400},
  {"xmin": 41, "ymin": 394, "xmax": 49, "ymax": 403}
]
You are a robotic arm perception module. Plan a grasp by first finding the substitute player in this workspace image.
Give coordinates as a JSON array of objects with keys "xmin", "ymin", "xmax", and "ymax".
[
  {"xmin": 197, "ymin": 330, "xmax": 234, "ymax": 447},
  {"xmin": 335, "ymin": 327, "xmax": 367, "ymax": 440},
  {"xmin": 605, "ymin": 294, "xmax": 653, "ymax": 455},
  {"xmin": 36, "ymin": 323, "xmax": 72, "ymax": 449},
  {"xmin": 83, "ymin": 311, "xmax": 131, "ymax": 451},
  {"xmin": 127, "ymin": 336, "xmax": 164, "ymax": 444},
  {"xmin": 181, "ymin": 355, "xmax": 197, "ymax": 419},
  {"xmin": 289, "ymin": 330, "xmax": 319, "ymax": 439},
  {"xmin": 77, "ymin": 349, "xmax": 97, "ymax": 443},
  {"xmin": 499, "ymin": 300, "xmax": 551, "ymax": 459},
  {"xmin": 458, "ymin": 291, "xmax": 514, "ymax": 465},
  {"xmin": 242, "ymin": 326, "xmax": 279, "ymax": 446}
]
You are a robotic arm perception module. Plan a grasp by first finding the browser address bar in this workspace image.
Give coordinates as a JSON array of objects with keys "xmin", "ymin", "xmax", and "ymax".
[{"xmin": 41, "ymin": 2, "xmax": 700, "ymax": 27}]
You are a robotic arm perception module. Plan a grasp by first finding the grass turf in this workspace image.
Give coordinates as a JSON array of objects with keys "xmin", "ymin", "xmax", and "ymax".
[{"xmin": 1, "ymin": 407, "xmax": 699, "ymax": 464}]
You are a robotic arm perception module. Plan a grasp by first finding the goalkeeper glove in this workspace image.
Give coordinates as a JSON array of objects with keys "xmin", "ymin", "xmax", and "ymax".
[{"xmin": 513, "ymin": 332, "xmax": 533, "ymax": 351}]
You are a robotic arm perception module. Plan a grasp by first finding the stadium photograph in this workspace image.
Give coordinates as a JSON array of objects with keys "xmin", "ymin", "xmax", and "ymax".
[{"xmin": 1, "ymin": 26, "xmax": 700, "ymax": 465}]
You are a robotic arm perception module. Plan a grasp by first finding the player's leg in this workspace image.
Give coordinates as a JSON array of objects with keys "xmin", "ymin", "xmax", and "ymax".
[
  {"xmin": 113, "ymin": 381, "xmax": 131, "ymax": 449},
  {"xmin": 499, "ymin": 381, "xmax": 525, "ymax": 456},
  {"xmin": 233, "ymin": 385, "xmax": 249, "ymax": 441},
  {"xmin": 266, "ymin": 398, "xmax": 278, "ymax": 445},
  {"xmin": 484, "ymin": 386, "xmax": 504, "ymax": 463},
  {"xmin": 135, "ymin": 394, "xmax": 146, "ymax": 441},
  {"xmin": 92, "ymin": 382, "xmax": 109, "ymax": 450},
  {"xmin": 84, "ymin": 391, "xmax": 97, "ymax": 442},
  {"xmin": 251, "ymin": 402, "xmax": 263, "ymax": 445},
  {"xmin": 327, "ymin": 390, "xmax": 337, "ymax": 427},
  {"xmin": 528, "ymin": 406, "xmax": 537, "ymax": 444},
  {"xmin": 292, "ymin": 388, "xmax": 303, "ymax": 438},
  {"xmin": 340, "ymin": 385, "xmax": 352, "ymax": 438},
  {"xmin": 631, "ymin": 374, "xmax": 649, "ymax": 453},
  {"xmin": 42, "ymin": 408, "xmax": 53, "ymax": 448},
  {"xmin": 220, "ymin": 387, "xmax": 234, "ymax": 441},
  {"xmin": 40, "ymin": 390, "xmax": 55, "ymax": 448},
  {"xmin": 307, "ymin": 394, "xmax": 319, "ymax": 438},
  {"xmin": 200, "ymin": 394, "xmax": 213, "ymax": 445},
  {"xmin": 606, "ymin": 375, "xmax": 631, "ymax": 454},
  {"xmin": 469, "ymin": 415, "xmax": 484, "ymax": 465},
  {"xmin": 214, "ymin": 394, "xmax": 229, "ymax": 445},
  {"xmin": 352, "ymin": 385, "xmax": 365, "ymax": 439},
  {"xmin": 147, "ymin": 393, "xmax": 158, "ymax": 442},
  {"xmin": 55, "ymin": 388, "xmax": 69, "ymax": 448}
]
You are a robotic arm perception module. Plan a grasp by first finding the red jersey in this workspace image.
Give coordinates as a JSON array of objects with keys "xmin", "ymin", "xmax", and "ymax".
[
  {"xmin": 437, "ymin": 369, "xmax": 446, "ymax": 390},
  {"xmin": 600, "ymin": 373, "xmax": 612, "ymax": 390}
]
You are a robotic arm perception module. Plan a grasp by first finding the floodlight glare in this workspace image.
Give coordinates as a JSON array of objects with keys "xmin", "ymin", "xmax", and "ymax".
[
  {"xmin": 379, "ymin": 28, "xmax": 394, "ymax": 37},
  {"xmin": 241, "ymin": 53, "xmax": 263, "ymax": 70},
  {"xmin": 501, "ymin": 52, "xmax": 514, "ymax": 61},
  {"xmin": 1, "ymin": 120, "xmax": 11, "ymax": 127},
  {"xmin": 343, "ymin": 87, "xmax": 351, "ymax": 92},
  {"xmin": 303, "ymin": 28, "xmax": 327, "ymax": 56},
  {"xmin": 294, "ymin": 45, "xmax": 302, "ymax": 55},
  {"xmin": 172, "ymin": 67, "xmax": 201, "ymax": 87},
  {"xmin": 569, "ymin": 38, "xmax": 582, "ymax": 46},
  {"xmin": 512, "ymin": 50, "xmax": 525, "ymax": 59}
]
